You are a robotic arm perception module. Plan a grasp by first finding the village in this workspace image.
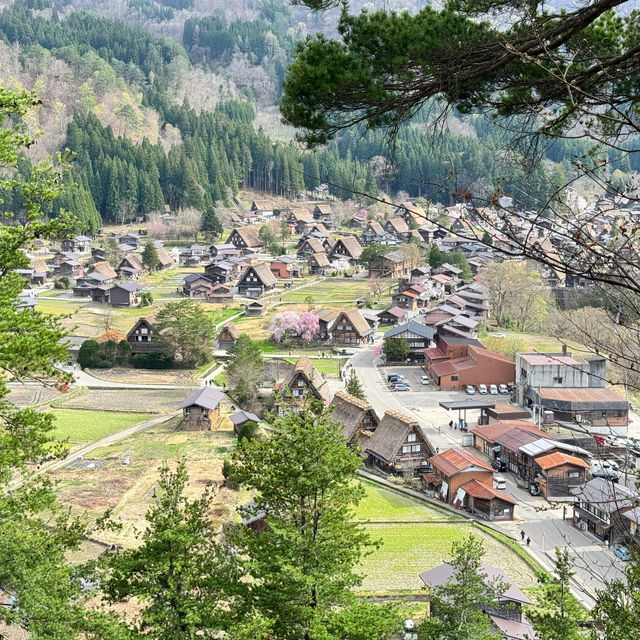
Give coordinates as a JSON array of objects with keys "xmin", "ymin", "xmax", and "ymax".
[{"xmin": 13, "ymin": 189, "xmax": 640, "ymax": 638}]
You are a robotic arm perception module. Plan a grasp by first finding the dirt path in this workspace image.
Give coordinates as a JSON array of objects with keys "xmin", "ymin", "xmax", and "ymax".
[{"xmin": 11, "ymin": 413, "xmax": 177, "ymax": 490}]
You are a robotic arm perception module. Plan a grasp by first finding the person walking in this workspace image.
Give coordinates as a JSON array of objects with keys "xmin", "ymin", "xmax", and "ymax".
[
  {"xmin": 520, "ymin": 530, "xmax": 525, "ymax": 542},
  {"xmin": 449, "ymin": 420, "xmax": 453, "ymax": 429},
  {"xmin": 526, "ymin": 537, "xmax": 531, "ymax": 547}
]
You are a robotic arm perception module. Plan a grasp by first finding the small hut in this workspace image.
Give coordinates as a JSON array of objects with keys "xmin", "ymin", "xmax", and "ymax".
[{"xmin": 178, "ymin": 388, "xmax": 225, "ymax": 431}]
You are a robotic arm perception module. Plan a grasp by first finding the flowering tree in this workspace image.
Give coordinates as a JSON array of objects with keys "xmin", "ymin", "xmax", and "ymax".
[
  {"xmin": 270, "ymin": 311, "xmax": 302, "ymax": 343},
  {"xmin": 372, "ymin": 344, "xmax": 382, "ymax": 360},
  {"xmin": 298, "ymin": 312, "xmax": 320, "ymax": 342},
  {"xmin": 270, "ymin": 311, "xmax": 319, "ymax": 343}
]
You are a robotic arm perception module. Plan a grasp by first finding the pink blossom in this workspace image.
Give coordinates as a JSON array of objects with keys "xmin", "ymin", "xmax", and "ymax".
[
  {"xmin": 298, "ymin": 312, "xmax": 320, "ymax": 342},
  {"xmin": 372, "ymin": 345, "xmax": 382, "ymax": 359},
  {"xmin": 270, "ymin": 311, "xmax": 301, "ymax": 343}
]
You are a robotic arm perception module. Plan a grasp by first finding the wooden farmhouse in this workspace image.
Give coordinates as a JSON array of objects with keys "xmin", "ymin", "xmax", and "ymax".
[
  {"xmin": 237, "ymin": 262, "xmax": 278, "ymax": 297},
  {"xmin": 329, "ymin": 391, "xmax": 379, "ymax": 447},
  {"xmin": 217, "ymin": 324, "xmax": 239, "ymax": 350},
  {"xmin": 116, "ymin": 254, "xmax": 144, "ymax": 279},
  {"xmin": 277, "ymin": 355, "xmax": 331, "ymax": 407},
  {"xmin": 91, "ymin": 261, "xmax": 118, "ymax": 280},
  {"xmin": 330, "ymin": 309, "xmax": 373, "ymax": 346},
  {"xmin": 384, "ymin": 217, "xmax": 411, "ymax": 241},
  {"xmin": 312, "ymin": 308, "xmax": 338, "ymax": 340},
  {"xmin": 329, "ymin": 236, "xmax": 363, "ymax": 263},
  {"xmin": 365, "ymin": 410, "xmax": 432, "ymax": 474},
  {"xmin": 308, "ymin": 252, "xmax": 330, "ymax": 275},
  {"xmin": 126, "ymin": 317, "xmax": 165, "ymax": 355},
  {"xmin": 178, "ymin": 388, "xmax": 225, "ymax": 431},
  {"xmin": 183, "ymin": 274, "xmax": 216, "ymax": 298},
  {"xmin": 368, "ymin": 250, "xmax": 408, "ymax": 278},
  {"xmin": 245, "ymin": 300, "xmax": 267, "ymax": 316},
  {"xmin": 109, "ymin": 283, "xmax": 142, "ymax": 307},
  {"xmin": 226, "ymin": 226, "xmax": 264, "ymax": 254}
]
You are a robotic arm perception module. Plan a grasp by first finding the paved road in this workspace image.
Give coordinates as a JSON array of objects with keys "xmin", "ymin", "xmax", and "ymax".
[{"xmin": 350, "ymin": 341, "xmax": 628, "ymax": 606}]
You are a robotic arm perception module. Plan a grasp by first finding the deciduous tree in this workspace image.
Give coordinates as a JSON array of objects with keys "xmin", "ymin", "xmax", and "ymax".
[
  {"xmin": 383, "ymin": 336, "xmax": 410, "ymax": 362},
  {"xmin": 155, "ymin": 300, "xmax": 215, "ymax": 367}
]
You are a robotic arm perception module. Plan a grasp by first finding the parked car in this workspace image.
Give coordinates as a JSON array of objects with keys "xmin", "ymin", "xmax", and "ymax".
[
  {"xmin": 489, "ymin": 384, "xmax": 498, "ymax": 395},
  {"xmin": 466, "ymin": 385, "xmax": 476, "ymax": 395},
  {"xmin": 387, "ymin": 374, "xmax": 404, "ymax": 382},
  {"xmin": 393, "ymin": 383, "xmax": 411, "ymax": 391},
  {"xmin": 491, "ymin": 332, "xmax": 507, "ymax": 338},
  {"xmin": 478, "ymin": 384, "xmax": 488, "ymax": 394},
  {"xmin": 498, "ymin": 384, "xmax": 509, "ymax": 394},
  {"xmin": 421, "ymin": 375, "xmax": 429, "ymax": 385},
  {"xmin": 493, "ymin": 475, "xmax": 507, "ymax": 491},
  {"xmin": 491, "ymin": 459, "xmax": 507, "ymax": 472},
  {"xmin": 614, "ymin": 546, "xmax": 631, "ymax": 561}
]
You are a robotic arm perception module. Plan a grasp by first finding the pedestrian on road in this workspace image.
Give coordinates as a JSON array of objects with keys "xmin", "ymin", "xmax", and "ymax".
[
  {"xmin": 449, "ymin": 420, "xmax": 453, "ymax": 429},
  {"xmin": 436, "ymin": 447, "xmax": 439, "ymax": 454},
  {"xmin": 520, "ymin": 530, "xmax": 525, "ymax": 541},
  {"xmin": 526, "ymin": 537, "xmax": 531, "ymax": 547}
]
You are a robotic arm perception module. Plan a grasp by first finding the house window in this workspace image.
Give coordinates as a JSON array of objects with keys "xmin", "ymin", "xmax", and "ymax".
[
  {"xmin": 184, "ymin": 407, "xmax": 191, "ymax": 419},
  {"xmin": 520, "ymin": 368, "xmax": 527, "ymax": 379},
  {"xmin": 298, "ymin": 380, "xmax": 305, "ymax": 387},
  {"xmin": 407, "ymin": 433, "xmax": 416, "ymax": 442},
  {"xmin": 411, "ymin": 444, "xmax": 421, "ymax": 452},
  {"xmin": 402, "ymin": 445, "xmax": 411, "ymax": 454},
  {"xmin": 568, "ymin": 471, "xmax": 580, "ymax": 478},
  {"xmin": 553, "ymin": 377, "xmax": 563, "ymax": 384},
  {"xmin": 451, "ymin": 376, "xmax": 458, "ymax": 381},
  {"xmin": 494, "ymin": 508, "xmax": 505, "ymax": 516}
]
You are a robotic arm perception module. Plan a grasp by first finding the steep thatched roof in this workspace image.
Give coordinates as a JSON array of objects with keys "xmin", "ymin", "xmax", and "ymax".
[
  {"xmin": 283, "ymin": 356, "xmax": 331, "ymax": 404},
  {"xmin": 91, "ymin": 260, "xmax": 118, "ymax": 279},
  {"xmin": 330, "ymin": 391, "xmax": 378, "ymax": 441},
  {"xmin": 365, "ymin": 410, "xmax": 422, "ymax": 463}
]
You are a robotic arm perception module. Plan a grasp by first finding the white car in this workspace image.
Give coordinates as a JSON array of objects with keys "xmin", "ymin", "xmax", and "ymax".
[
  {"xmin": 466, "ymin": 385, "xmax": 476, "ymax": 395},
  {"xmin": 421, "ymin": 375, "xmax": 430, "ymax": 385},
  {"xmin": 491, "ymin": 332, "xmax": 507, "ymax": 338},
  {"xmin": 478, "ymin": 384, "xmax": 488, "ymax": 394},
  {"xmin": 493, "ymin": 475, "xmax": 507, "ymax": 491},
  {"xmin": 498, "ymin": 384, "xmax": 509, "ymax": 394},
  {"xmin": 489, "ymin": 384, "xmax": 498, "ymax": 395}
]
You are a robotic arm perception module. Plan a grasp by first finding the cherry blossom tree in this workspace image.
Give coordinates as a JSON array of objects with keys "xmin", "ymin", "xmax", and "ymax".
[
  {"xmin": 298, "ymin": 312, "xmax": 320, "ymax": 342},
  {"xmin": 270, "ymin": 311, "xmax": 302, "ymax": 343},
  {"xmin": 270, "ymin": 311, "xmax": 319, "ymax": 343}
]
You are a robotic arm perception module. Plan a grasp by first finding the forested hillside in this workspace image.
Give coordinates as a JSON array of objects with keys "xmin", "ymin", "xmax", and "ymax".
[{"xmin": 0, "ymin": 0, "xmax": 628, "ymax": 233}]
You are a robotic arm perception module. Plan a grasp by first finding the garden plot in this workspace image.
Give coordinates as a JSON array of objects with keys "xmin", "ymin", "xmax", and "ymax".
[{"xmin": 58, "ymin": 388, "xmax": 190, "ymax": 413}]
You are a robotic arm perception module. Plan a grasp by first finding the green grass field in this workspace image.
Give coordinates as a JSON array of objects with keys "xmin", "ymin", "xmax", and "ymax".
[
  {"xmin": 51, "ymin": 409, "xmax": 152, "ymax": 442},
  {"xmin": 208, "ymin": 307, "xmax": 244, "ymax": 325},
  {"xmin": 355, "ymin": 481, "xmax": 459, "ymax": 522},
  {"xmin": 358, "ymin": 522, "xmax": 538, "ymax": 593}
]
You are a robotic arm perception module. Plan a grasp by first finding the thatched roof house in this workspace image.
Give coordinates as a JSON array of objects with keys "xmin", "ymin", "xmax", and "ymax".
[
  {"xmin": 365, "ymin": 410, "xmax": 432, "ymax": 473},
  {"xmin": 329, "ymin": 391, "xmax": 379, "ymax": 444}
]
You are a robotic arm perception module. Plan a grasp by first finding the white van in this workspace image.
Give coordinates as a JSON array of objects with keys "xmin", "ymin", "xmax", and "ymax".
[{"xmin": 493, "ymin": 476, "xmax": 507, "ymax": 491}]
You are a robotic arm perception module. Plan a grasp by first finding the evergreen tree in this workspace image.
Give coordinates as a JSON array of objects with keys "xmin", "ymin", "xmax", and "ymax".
[
  {"xmin": 346, "ymin": 370, "xmax": 366, "ymax": 401},
  {"xmin": 101, "ymin": 460, "xmax": 243, "ymax": 639},
  {"xmin": 227, "ymin": 404, "xmax": 401, "ymax": 640},
  {"xmin": 0, "ymin": 87, "xmax": 126, "ymax": 639},
  {"xmin": 142, "ymin": 240, "xmax": 159, "ymax": 271},
  {"xmin": 201, "ymin": 207, "xmax": 222, "ymax": 238},
  {"xmin": 225, "ymin": 333, "xmax": 264, "ymax": 405},
  {"xmin": 528, "ymin": 548, "xmax": 588, "ymax": 640},
  {"xmin": 418, "ymin": 535, "xmax": 503, "ymax": 640}
]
